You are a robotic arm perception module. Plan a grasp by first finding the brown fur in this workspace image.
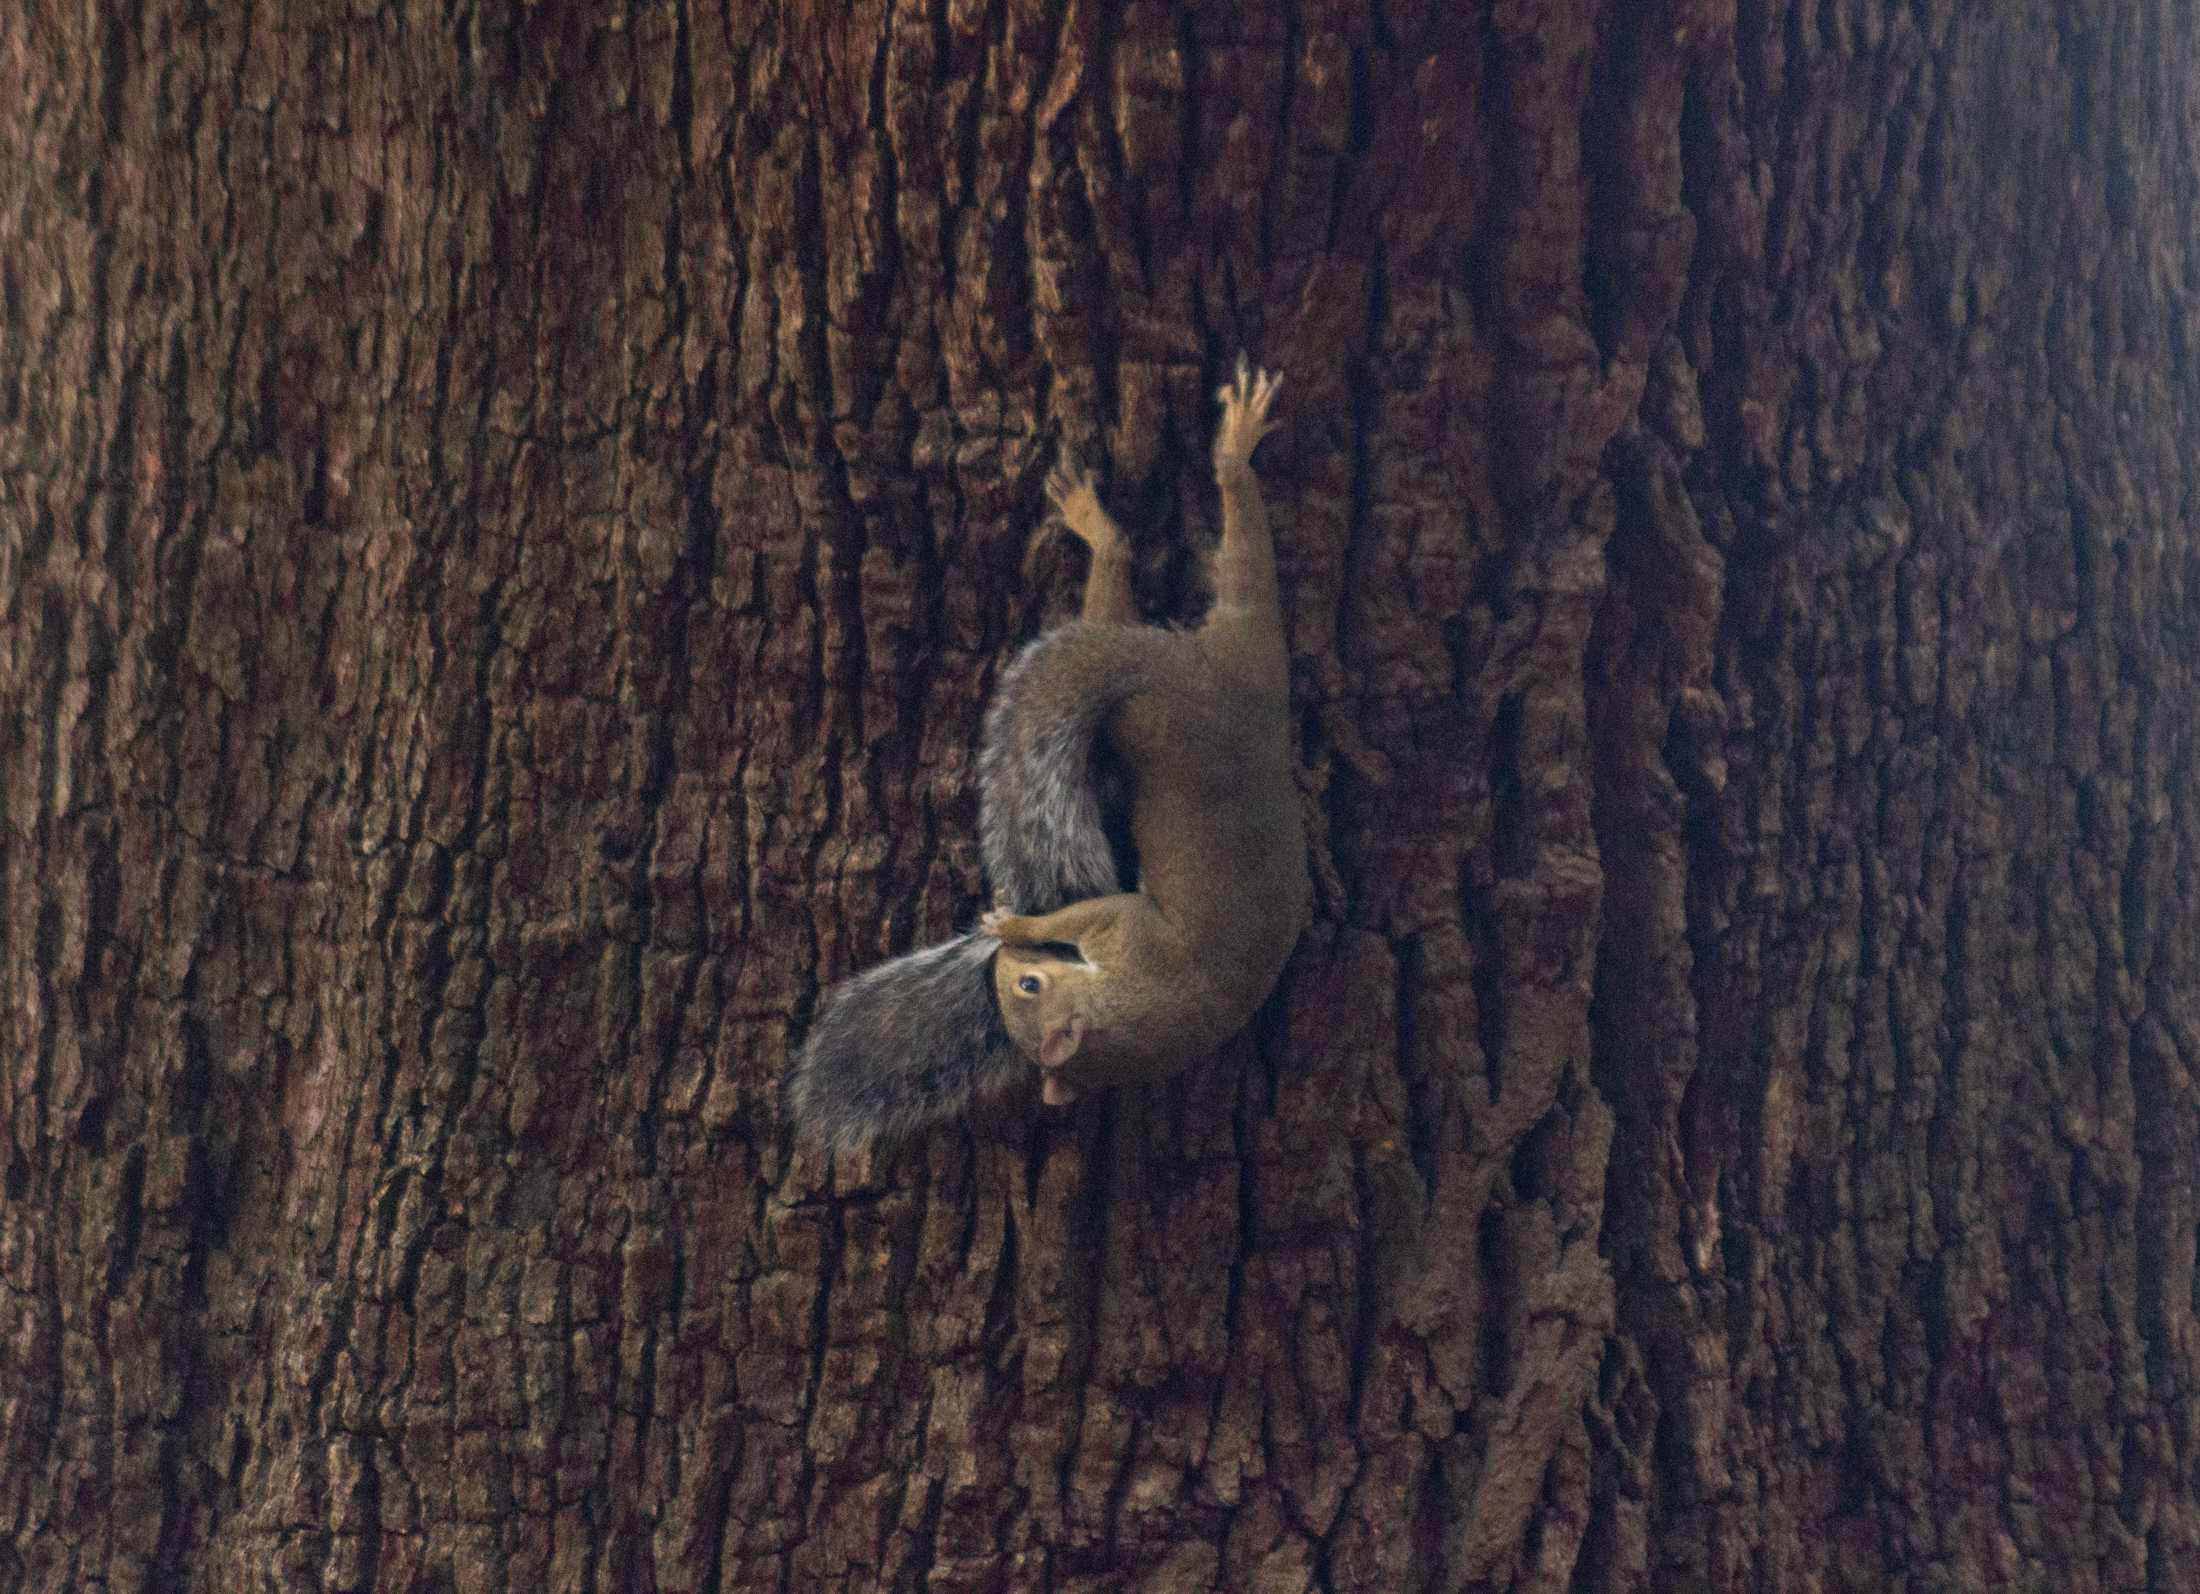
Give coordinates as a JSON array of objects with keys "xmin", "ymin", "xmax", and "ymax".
[{"xmin": 986, "ymin": 361, "xmax": 1309, "ymax": 1104}]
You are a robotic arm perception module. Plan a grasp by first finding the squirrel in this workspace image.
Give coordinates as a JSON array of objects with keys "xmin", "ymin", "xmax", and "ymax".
[{"xmin": 788, "ymin": 359, "xmax": 1310, "ymax": 1154}]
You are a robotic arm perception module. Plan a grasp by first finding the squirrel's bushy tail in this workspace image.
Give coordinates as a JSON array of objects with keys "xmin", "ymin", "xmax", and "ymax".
[
  {"xmin": 786, "ymin": 932, "xmax": 1016, "ymax": 1157},
  {"xmin": 978, "ymin": 621, "xmax": 1149, "ymax": 913},
  {"xmin": 788, "ymin": 621, "xmax": 1148, "ymax": 1154}
]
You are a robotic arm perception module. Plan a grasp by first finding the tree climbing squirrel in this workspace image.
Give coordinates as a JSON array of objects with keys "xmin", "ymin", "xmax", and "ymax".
[{"xmin": 789, "ymin": 359, "xmax": 1310, "ymax": 1153}]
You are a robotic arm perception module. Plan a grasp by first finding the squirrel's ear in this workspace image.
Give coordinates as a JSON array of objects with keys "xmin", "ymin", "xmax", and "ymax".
[{"xmin": 1039, "ymin": 1020, "xmax": 1083, "ymax": 1069}]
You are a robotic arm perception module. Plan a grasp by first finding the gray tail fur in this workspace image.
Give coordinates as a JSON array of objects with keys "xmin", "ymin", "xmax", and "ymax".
[
  {"xmin": 787, "ymin": 621, "xmax": 1146, "ymax": 1154},
  {"xmin": 785, "ymin": 932, "xmax": 1019, "ymax": 1157},
  {"xmin": 978, "ymin": 621, "xmax": 1146, "ymax": 912}
]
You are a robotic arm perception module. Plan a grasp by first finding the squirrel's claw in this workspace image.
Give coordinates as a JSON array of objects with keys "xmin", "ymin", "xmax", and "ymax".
[
  {"xmin": 1037, "ymin": 446, "xmax": 1120, "ymax": 559},
  {"xmin": 1214, "ymin": 355, "xmax": 1284, "ymax": 469},
  {"xmin": 1024, "ymin": 453, "xmax": 1088, "ymax": 578},
  {"xmin": 1045, "ymin": 450, "xmax": 1095, "ymax": 512}
]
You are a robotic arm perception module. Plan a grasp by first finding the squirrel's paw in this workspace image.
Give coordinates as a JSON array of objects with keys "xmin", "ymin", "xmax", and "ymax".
[
  {"xmin": 1042, "ymin": 451, "xmax": 1116, "ymax": 551},
  {"xmin": 1045, "ymin": 451, "xmax": 1096, "ymax": 514},
  {"xmin": 1213, "ymin": 354, "xmax": 1283, "ymax": 473},
  {"xmin": 979, "ymin": 907, "xmax": 1013, "ymax": 938}
]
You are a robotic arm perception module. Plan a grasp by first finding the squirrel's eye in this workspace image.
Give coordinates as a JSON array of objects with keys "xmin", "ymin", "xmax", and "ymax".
[{"xmin": 1016, "ymin": 974, "xmax": 1043, "ymax": 995}]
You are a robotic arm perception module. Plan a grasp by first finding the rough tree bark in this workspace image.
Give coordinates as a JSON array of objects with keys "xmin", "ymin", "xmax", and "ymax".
[{"xmin": 4, "ymin": 0, "xmax": 2198, "ymax": 1589}]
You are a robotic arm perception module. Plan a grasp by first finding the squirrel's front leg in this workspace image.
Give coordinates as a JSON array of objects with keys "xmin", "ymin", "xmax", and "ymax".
[{"xmin": 981, "ymin": 894, "xmax": 1127, "ymax": 955}]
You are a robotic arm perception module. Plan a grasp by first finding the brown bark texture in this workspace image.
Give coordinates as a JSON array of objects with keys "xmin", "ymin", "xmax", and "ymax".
[{"xmin": 4, "ymin": 0, "xmax": 2199, "ymax": 1588}]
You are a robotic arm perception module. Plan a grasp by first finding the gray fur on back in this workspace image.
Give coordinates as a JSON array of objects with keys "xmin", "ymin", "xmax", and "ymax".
[{"xmin": 787, "ymin": 622, "xmax": 1136, "ymax": 1154}]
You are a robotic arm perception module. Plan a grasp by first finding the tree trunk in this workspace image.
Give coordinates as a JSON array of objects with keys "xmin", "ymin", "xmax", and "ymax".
[{"xmin": 4, "ymin": 0, "xmax": 2196, "ymax": 1589}]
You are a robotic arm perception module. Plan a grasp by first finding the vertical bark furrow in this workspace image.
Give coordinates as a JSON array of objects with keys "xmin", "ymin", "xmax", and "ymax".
[{"xmin": 1578, "ymin": 2, "xmax": 2200, "ymax": 1588}]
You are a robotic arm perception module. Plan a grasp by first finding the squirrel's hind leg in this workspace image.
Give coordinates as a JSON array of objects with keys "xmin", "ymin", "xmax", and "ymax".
[
  {"xmin": 1038, "ymin": 451, "xmax": 1138, "ymax": 627},
  {"xmin": 1202, "ymin": 359, "xmax": 1289, "ymax": 685}
]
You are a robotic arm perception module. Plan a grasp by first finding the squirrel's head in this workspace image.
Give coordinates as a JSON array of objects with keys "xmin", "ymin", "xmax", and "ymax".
[{"xmin": 992, "ymin": 947, "xmax": 1094, "ymax": 1106}]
